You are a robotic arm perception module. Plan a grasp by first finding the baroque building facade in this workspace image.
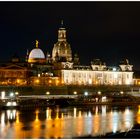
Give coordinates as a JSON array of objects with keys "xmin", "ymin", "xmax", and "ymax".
[{"xmin": 0, "ymin": 21, "xmax": 134, "ymax": 86}]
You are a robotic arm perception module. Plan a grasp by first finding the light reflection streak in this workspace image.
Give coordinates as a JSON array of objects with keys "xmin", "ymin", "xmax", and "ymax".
[{"xmin": 0, "ymin": 106, "xmax": 136, "ymax": 139}]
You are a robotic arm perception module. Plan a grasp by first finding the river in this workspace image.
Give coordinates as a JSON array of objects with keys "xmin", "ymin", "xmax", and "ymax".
[{"xmin": 0, "ymin": 105, "xmax": 140, "ymax": 138}]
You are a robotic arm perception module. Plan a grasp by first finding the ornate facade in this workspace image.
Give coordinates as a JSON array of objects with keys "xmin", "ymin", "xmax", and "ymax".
[{"xmin": 0, "ymin": 21, "xmax": 134, "ymax": 86}]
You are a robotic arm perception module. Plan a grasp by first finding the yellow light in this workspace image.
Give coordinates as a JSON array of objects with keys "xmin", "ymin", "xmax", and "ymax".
[
  {"xmin": 49, "ymin": 80, "xmax": 52, "ymax": 84},
  {"xmin": 138, "ymin": 82, "xmax": 140, "ymax": 85},
  {"xmin": 15, "ymin": 92, "xmax": 19, "ymax": 95},
  {"xmin": 35, "ymin": 79, "xmax": 39, "ymax": 84},
  {"xmin": 61, "ymin": 80, "xmax": 64, "ymax": 84},
  {"xmin": 73, "ymin": 91, "xmax": 77, "ymax": 95},
  {"xmin": 56, "ymin": 80, "xmax": 59, "ymax": 84},
  {"xmin": 17, "ymin": 79, "xmax": 20, "ymax": 83},
  {"xmin": 46, "ymin": 91, "xmax": 50, "ymax": 95}
]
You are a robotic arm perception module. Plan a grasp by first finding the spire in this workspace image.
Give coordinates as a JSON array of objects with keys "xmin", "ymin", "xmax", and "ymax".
[
  {"xmin": 36, "ymin": 40, "xmax": 39, "ymax": 48},
  {"xmin": 61, "ymin": 20, "xmax": 63, "ymax": 27},
  {"xmin": 26, "ymin": 49, "xmax": 29, "ymax": 55}
]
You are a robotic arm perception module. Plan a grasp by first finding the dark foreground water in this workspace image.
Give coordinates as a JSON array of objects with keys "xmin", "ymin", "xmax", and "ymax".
[{"xmin": 0, "ymin": 105, "xmax": 140, "ymax": 139}]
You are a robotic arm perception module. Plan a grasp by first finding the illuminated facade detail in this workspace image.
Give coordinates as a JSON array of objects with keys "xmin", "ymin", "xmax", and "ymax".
[
  {"xmin": 52, "ymin": 21, "xmax": 72, "ymax": 62},
  {"xmin": 28, "ymin": 40, "xmax": 46, "ymax": 63},
  {"xmin": 60, "ymin": 59, "xmax": 133, "ymax": 85},
  {"xmin": 0, "ymin": 64, "xmax": 28, "ymax": 85},
  {"xmin": 0, "ymin": 22, "xmax": 135, "ymax": 86}
]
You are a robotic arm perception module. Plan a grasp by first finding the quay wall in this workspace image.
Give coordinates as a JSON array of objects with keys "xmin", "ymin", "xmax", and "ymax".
[{"xmin": 0, "ymin": 85, "xmax": 140, "ymax": 96}]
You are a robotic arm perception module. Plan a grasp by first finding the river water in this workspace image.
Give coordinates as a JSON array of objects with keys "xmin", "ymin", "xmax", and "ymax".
[{"xmin": 0, "ymin": 105, "xmax": 140, "ymax": 139}]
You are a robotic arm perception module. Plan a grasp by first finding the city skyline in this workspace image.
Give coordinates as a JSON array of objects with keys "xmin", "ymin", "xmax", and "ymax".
[{"xmin": 0, "ymin": 2, "xmax": 140, "ymax": 69}]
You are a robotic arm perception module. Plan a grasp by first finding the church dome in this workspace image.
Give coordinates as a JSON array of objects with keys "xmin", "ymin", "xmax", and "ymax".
[
  {"xmin": 28, "ymin": 40, "xmax": 46, "ymax": 63},
  {"xmin": 52, "ymin": 22, "xmax": 72, "ymax": 62},
  {"xmin": 52, "ymin": 41, "xmax": 72, "ymax": 61},
  {"xmin": 29, "ymin": 48, "xmax": 45, "ymax": 59}
]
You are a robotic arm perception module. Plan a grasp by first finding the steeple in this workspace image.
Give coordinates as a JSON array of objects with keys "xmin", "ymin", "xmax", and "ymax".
[
  {"xmin": 61, "ymin": 20, "xmax": 64, "ymax": 28},
  {"xmin": 58, "ymin": 20, "xmax": 66, "ymax": 41}
]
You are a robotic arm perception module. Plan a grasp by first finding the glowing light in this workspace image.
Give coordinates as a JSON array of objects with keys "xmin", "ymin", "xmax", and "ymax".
[
  {"xmin": 6, "ymin": 101, "xmax": 17, "ymax": 106},
  {"xmin": 73, "ymin": 91, "xmax": 77, "ymax": 95},
  {"xmin": 16, "ymin": 112, "xmax": 20, "ymax": 123},
  {"xmin": 56, "ymin": 79, "xmax": 59, "ymax": 85},
  {"xmin": 74, "ymin": 108, "xmax": 77, "ymax": 118},
  {"xmin": 88, "ymin": 79, "xmax": 92, "ymax": 84},
  {"xmin": 49, "ymin": 80, "xmax": 52, "ymax": 84},
  {"xmin": 46, "ymin": 91, "xmax": 50, "ymax": 95},
  {"xmin": 120, "ymin": 91, "xmax": 124, "ymax": 94},
  {"xmin": 119, "ymin": 81, "xmax": 122, "ymax": 85},
  {"xmin": 113, "ymin": 67, "xmax": 116, "ymax": 71},
  {"xmin": 38, "ymin": 74, "xmax": 40, "ymax": 77},
  {"xmin": 84, "ymin": 91, "xmax": 88, "ymax": 96},
  {"xmin": 102, "ymin": 96, "xmax": 107, "ymax": 102},
  {"xmin": 98, "ymin": 91, "xmax": 101, "ymax": 95},
  {"xmin": 17, "ymin": 79, "xmax": 20, "ymax": 83},
  {"xmin": 114, "ymin": 73, "xmax": 117, "ymax": 78},
  {"xmin": 1, "ymin": 91, "xmax": 5, "ymax": 99},
  {"xmin": 15, "ymin": 92, "xmax": 19, "ymax": 95},
  {"xmin": 35, "ymin": 79, "xmax": 40, "ymax": 84},
  {"xmin": 126, "ymin": 79, "xmax": 130, "ymax": 85},
  {"xmin": 95, "ymin": 98, "xmax": 98, "ymax": 102},
  {"xmin": 10, "ymin": 92, "xmax": 14, "ymax": 97}
]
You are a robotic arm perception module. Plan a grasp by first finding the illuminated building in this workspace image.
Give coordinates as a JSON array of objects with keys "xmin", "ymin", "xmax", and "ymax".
[
  {"xmin": 52, "ymin": 20, "xmax": 72, "ymax": 62},
  {"xmin": 0, "ymin": 21, "xmax": 134, "ymax": 86},
  {"xmin": 28, "ymin": 40, "xmax": 46, "ymax": 64}
]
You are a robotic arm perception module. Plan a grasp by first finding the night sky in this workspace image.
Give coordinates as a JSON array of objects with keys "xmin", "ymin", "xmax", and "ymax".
[{"xmin": 0, "ymin": 2, "xmax": 140, "ymax": 70}]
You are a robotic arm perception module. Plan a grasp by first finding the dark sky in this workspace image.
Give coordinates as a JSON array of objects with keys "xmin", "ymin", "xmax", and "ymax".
[{"xmin": 0, "ymin": 2, "xmax": 140, "ymax": 69}]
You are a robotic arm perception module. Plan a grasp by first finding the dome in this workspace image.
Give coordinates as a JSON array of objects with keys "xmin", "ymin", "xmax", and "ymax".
[
  {"xmin": 29, "ymin": 48, "xmax": 45, "ymax": 59},
  {"xmin": 28, "ymin": 40, "xmax": 46, "ymax": 63},
  {"xmin": 52, "ymin": 41, "xmax": 72, "ymax": 62}
]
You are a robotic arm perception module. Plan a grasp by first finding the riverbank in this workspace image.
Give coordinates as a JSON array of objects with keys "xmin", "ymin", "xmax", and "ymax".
[{"xmin": 0, "ymin": 85, "xmax": 140, "ymax": 95}]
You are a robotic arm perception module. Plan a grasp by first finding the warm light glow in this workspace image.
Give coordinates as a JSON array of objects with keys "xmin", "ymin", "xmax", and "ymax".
[
  {"xmin": 35, "ymin": 79, "xmax": 40, "ymax": 84},
  {"xmin": 119, "ymin": 80, "xmax": 122, "ymax": 85},
  {"xmin": 73, "ymin": 91, "xmax": 77, "ymax": 95},
  {"xmin": 46, "ymin": 91, "xmax": 50, "ymax": 95},
  {"xmin": 15, "ymin": 92, "xmax": 19, "ymax": 95},
  {"xmin": 98, "ymin": 91, "xmax": 101, "ymax": 95},
  {"xmin": 114, "ymin": 73, "xmax": 117, "ymax": 78},
  {"xmin": 120, "ymin": 91, "xmax": 124, "ymax": 94},
  {"xmin": 1, "ymin": 91, "xmax": 5, "ymax": 99},
  {"xmin": 17, "ymin": 79, "xmax": 20, "ymax": 83},
  {"xmin": 126, "ymin": 79, "xmax": 130, "ymax": 85},
  {"xmin": 102, "ymin": 96, "xmax": 107, "ymax": 102},
  {"xmin": 35, "ymin": 110, "xmax": 39, "ymax": 122},
  {"xmin": 56, "ymin": 79, "xmax": 59, "ymax": 85},
  {"xmin": 74, "ymin": 107, "xmax": 77, "ymax": 118},
  {"xmin": 49, "ymin": 80, "xmax": 52, "ymax": 84},
  {"xmin": 6, "ymin": 101, "xmax": 17, "ymax": 106},
  {"xmin": 16, "ymin": 112, "xmax": 20, "ymax": 123},
  {"xmin": 38, "ymin": 74, "xmax": 40, "ymax": 77},
  {"xmin": 88, "ymin": 79, "xmax": 92, "ymax": 84}
]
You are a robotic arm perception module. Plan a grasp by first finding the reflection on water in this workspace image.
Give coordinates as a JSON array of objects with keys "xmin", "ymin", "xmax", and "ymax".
[{"xmin": 0, "ymin": 105, "xmax": 139, "ymax": 138}]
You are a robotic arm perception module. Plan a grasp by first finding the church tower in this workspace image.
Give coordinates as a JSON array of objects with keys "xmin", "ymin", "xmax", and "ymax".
[{"xmin": 52, "ymin": 20, "xmax": 72, "ymax": 62}]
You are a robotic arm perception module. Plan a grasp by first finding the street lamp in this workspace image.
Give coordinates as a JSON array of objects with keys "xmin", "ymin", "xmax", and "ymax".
[
  {"xmin": 84, "ymin": 91, "xmax": 88, "ymax": 96},
  {"xmin": 98, "ymin": 91, "xmax": 101, "ymax": 95},
  {"xmin": 46, "ymin": 91, "xmax": 50, "ymax": 95}
]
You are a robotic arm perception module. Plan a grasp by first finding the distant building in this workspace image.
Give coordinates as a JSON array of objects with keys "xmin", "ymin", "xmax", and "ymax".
[{"xmin": 0, "ymin": 21, "xmax": 134, "ymax": 86}]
